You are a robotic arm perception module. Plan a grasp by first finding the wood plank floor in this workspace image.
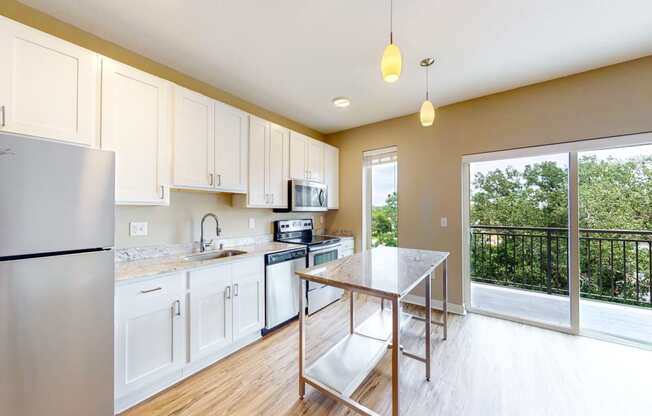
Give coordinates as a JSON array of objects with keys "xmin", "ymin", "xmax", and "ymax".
[{"xmin": 123, "ymin": 293, "xmax": 652, "ymax": 416}]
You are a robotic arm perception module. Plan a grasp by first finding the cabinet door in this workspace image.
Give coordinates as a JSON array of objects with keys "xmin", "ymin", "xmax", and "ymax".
[
  {"xmin": 115, "ymin": 274, "xmax": 185, "ymax": 398},
  {"xmin": 268, "ymin": 123, "xmax": 290, "ymax": 208},
  {"xmin": 189, "ymin": 264, "xmax": 233, "ymax": 361},
  {"xmin": 172, "ymin": 85, "xmax": 214, "ymax": 189},
  {"xmin": 248, "ymin": 116, "xmax": 269, "ymax": 207},
  {"xmin": 289, "ymin": 132, "xmax": 308, "ymax": 180},
  {"xmin": 0, "ymin": 17, "xmax": 98, "ymax": 146},
  {"xmin": 324, "ymin": 144, "xmax": 339, "ymax": 209},
  {"xmin": 232, "ymin": 258, "xmax": 265, "ymax": 340},
  {"xmin": 215, "ymin": 102, "xmax": 248, "ymax": 193},
  {"xmin": 101, "ymin": 58, "xmax": 171, "ymax": 205},
  {"xmin": 308, "ymin": 139, "xmax": 324, "ymax": 183}
]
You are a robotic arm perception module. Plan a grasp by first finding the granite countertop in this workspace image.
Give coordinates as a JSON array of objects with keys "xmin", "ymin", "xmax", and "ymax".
[
  {"xmin": 296, "ymin": 246, "xmax": 449, "ymax": 299},
  {"xmin": 116, "ymin": 241, "xmax": 304, "ymax": 282}
]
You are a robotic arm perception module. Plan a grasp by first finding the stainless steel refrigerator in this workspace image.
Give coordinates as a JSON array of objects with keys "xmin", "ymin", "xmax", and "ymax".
[{"xmin": 0, "ymin": 133, "xmax": 115, "ymax": 415}]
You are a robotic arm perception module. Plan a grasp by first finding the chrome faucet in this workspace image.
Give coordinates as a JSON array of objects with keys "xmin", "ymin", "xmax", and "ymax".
[{"xmin": 200, "ymin": 213, "xmax": 222, "ymax": 252}]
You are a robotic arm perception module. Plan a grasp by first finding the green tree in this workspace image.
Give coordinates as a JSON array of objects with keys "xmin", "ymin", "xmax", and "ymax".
[
  {"xmin": 470, "ymin": 155, "xmax": 652, "ymax": 306},
  {"xmin": 372, "ymin": 192, "xmax": 398, "ymax": 247}
]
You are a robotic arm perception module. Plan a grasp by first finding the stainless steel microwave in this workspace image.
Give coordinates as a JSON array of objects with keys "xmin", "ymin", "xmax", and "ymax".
[{"xmin": 289, "ymin": 180, "xmax": 328, "ymax": 212}]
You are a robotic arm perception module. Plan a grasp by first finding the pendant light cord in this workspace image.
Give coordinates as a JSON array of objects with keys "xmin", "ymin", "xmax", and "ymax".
[
  {"xmin": 425, "ymin": 66, "xmax": 430, "ymax": 100},
  {"xmin": 389, "ymin": 0, "xmax": 394, "ymax": 44}
]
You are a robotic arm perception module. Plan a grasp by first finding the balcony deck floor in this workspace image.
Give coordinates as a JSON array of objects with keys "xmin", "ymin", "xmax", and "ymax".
[{"xmin": 471, "ymin": 282, "xmax": 652, "ymax": 345}]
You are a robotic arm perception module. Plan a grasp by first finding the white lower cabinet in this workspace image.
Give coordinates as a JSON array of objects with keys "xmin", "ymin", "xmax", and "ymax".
[
  {"xmin": 115, "ymin": 257, "xmax": 265, "ymax": 413},
  {"xmin": 189, "ymin": 263, "xmax": 233, "ymax": 361},
  {"xmin": 115, "ymin": 273, "xmax": 186, "ymax": 408},
  {"xmin": 232, "ymin": 259, "xmax": 265, "ymax": 340}
]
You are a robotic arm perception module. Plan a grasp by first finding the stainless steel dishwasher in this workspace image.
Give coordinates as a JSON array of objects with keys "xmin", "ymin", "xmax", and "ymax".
[{"xmin": 262, "ymin": 247, "xmax": 307, "ymax": 335}]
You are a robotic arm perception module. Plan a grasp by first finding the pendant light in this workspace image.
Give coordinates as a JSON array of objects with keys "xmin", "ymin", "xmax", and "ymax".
[
  {"xmin": 419, "ymin": 58, "xmax": 435, "ymax": 127},
  {"xmin": 381, "ymin": 0, "xmax": 402, "ymax": 83}
]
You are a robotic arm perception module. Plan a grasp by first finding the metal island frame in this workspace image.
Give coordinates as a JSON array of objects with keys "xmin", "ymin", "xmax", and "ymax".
[{"xmin": 296, "ymin": 246, "xmax": 450, "ymax": 416}]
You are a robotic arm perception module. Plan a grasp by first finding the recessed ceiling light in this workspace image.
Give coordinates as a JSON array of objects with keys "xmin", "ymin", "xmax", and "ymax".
[{"xmin": 332, "ymin": 97, "xmax": 351, "ymax": 108}]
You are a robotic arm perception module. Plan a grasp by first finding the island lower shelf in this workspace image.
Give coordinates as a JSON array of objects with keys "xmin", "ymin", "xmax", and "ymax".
[{"xmin": 304, "ymin": 308, "xmax": 412, "ymax": 398}]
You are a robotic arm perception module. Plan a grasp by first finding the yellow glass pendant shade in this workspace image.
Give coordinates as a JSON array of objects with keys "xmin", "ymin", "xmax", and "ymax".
[
  {"xmin": 381, "ymin": 43, "xmax": 402, "ymax": 83},
  {"xmin": 420, "ymin": 100, "xmax": 435, "ymax": 127}
]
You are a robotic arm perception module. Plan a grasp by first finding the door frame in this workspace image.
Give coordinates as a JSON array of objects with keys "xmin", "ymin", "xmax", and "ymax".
[{"xmin": 461, "ymin": 130, "xmax": 652, "ymax": 337}]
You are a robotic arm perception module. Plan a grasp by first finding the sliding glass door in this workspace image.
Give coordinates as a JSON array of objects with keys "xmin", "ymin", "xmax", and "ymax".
[
  {"xmin": 468, "ymin": 153, "xmax": 571, "ymax": 328},
  {"xmin": 463, "ymin": 132, "xmax": 652, "ymax": 345},
  {"xmin": 578, "ymin": 144, "xmax": 652, "ymax": 345}
]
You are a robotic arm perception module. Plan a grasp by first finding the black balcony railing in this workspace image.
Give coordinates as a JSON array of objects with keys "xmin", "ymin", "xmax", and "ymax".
[{"xmin": 470, "ymin": 225, "xmax": 652, "ymax": 307}]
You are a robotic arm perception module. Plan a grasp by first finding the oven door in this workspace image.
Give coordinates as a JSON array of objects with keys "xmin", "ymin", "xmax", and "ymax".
[
  {"xmin": 291, "ymin": 180, "xmax": 328, "ymax": 212},
  {"xmin": 307, "ymin": 245, "xmax": 340, "ymax": 291}
]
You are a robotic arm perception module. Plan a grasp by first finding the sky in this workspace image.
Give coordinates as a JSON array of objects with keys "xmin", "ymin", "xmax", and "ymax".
[{"xmin": 371, "ymin": 162, "xmax": 397, "ymax": 206}]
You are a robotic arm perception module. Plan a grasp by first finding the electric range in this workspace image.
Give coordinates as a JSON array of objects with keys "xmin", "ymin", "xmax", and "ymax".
[{"xmin": 274, "ymin": 219, "xmax": 342, "ymax": 314}]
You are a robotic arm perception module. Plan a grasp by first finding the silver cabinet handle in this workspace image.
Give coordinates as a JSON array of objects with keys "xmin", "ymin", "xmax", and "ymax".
[
  {"xmin": 217, "ymin": 174, "xmax": 222, "ymax": 186},
  {"xmin": 140, "ymin": 287, "xmax": 162, "ymax": 294},
  {"xmin": 0, "ymin": 105, "xmax": 5, "ymax": 128},
  {"xmin": 174, "ymin": 300, "xmax": 181, "ymax": 316},
  {"xmin": 160, "ymin": 185, "xmax": 165, "ymax": 199},
  {"xmin": 226, "ymin": 286, "xmax": 231, "ymax": 299},
  {"xmin": 234, "ymin": 283, "xmax": 239, "ymax": 297},
  {"xmin": 209, "ymin": 173, "xmax": 214, "ymax": 186}
]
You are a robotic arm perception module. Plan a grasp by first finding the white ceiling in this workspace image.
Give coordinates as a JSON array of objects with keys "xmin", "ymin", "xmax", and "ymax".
[{"xmin": 19, "ymin": 0, "xmax": 652, "ymax": 134}]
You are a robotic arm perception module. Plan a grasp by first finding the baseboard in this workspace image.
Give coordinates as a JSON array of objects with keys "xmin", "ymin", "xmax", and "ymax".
[{"xmin": 401, "ymin": 294, "xmax": 466, "ymax": 315}]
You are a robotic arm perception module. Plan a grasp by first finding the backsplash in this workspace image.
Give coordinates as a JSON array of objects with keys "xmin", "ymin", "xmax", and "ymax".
[
  {"xmin": 115, "ymin": 189, "xmax": 324, "ymax": 249},
  {"xmin": 115, "ymin": 234, "xmax": 275, "ymax": 262}
]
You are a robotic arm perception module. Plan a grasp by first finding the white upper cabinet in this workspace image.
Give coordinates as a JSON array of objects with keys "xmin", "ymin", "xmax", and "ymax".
[
  {"xmin": 247, "ymin": 116, "xmax": 269, "ymax": 207},
  {"xmin": 0, "ymin": 17, "xmax": 99, "ymax": 146},
  {"xmin": 289, "ymin": 132, "xmax": 308, "ymax": 180},
  {"xmin": 214, "ymin": 101, "xmax": 248, "ymax": 193},
  {"xmin": 324, "ymin": 144, "xmax": 339, "ymax": 209},
  {"xmin": 171, "ymin": 86, "xmax": 248, "ymax": 194},
  {"xmin": 267, "ymin": 123, "xmax": 289, "ymax": 208},
  {"xmin": 101, "ymin": 58, "xmax": 171, "ymax": 205},
  {"xmin": 289, "ymin": 131, "xmax": 324, "ymax": 183},
  {"xmin": 246, "ymin": 116, "xmax": 289, "ymax": 208},
  {"xmin": 172, "ymin": 85, "xmax": 214, "ymax": 189}
]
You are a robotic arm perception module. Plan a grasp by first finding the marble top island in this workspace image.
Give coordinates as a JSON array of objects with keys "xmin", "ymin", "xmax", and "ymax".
[
  {"xmin": 296, "ymin": 246, "xmax": 450, "ymax": 416},
  {"xmin": 296, "ymin": 246, "xmax": 449, "ymax": 299}
]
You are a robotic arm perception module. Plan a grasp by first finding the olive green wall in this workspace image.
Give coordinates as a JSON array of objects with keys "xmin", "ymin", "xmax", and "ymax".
[{"xmin": 325, "ymin": 56, "xmax": 652, "ymax": 307}]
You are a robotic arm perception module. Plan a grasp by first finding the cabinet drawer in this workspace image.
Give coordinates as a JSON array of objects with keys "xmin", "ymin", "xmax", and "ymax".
[
  {"xmin": 232, "ymin": 256, "xmax": 264, "ymax": 279},
  {"xmin": 189, "ymin": 262, "xmax": 231, "ymax": 289},
  {"xmin": 117, "ymin": 273, "xmax": 185, "ymax": 303}
]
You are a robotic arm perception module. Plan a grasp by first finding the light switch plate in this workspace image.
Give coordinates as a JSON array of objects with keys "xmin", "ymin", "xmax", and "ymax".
[
  {"xmin": 440, "ymin": 217, "xmax": 448, "ymax": 227},
  {"xmin": 248, "ymin": 218, "xmax": 256, "ymax": 229},
  {"xmin": 130, "ymin": 222, "xmax": 148, "ymax": 236}
]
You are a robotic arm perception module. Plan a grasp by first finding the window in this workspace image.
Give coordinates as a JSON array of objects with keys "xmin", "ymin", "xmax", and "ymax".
[{"xmin": 363, "ymin": 146, "xmax": 398, "ymax": 250}]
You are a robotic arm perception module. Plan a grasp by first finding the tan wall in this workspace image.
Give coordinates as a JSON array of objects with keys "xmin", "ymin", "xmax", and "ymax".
[
  {"xmin": 116, "ymin": 190, "xmax": 325, "ymax": 248},
  {"xmin": 325, "ymin": 56, "xmax": 652, "ymax": 307},
  {"xmin": 0, "ymin": 0, "xmax": 323, "ymax": 140}
]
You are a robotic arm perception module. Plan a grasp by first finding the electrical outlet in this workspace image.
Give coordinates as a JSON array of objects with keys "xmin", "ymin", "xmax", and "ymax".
[
  {"xmin": 440, "ymin": 217, "xmax": 448, "ymax": 228},
  {"xmin": 248, "ymin": 218, "xmax": 256, "ymax": 229},
  {"xmin": 319, "ymin": 215, "xmax": 324, "ymax": 225},
  {"xmin": 130, "ymin": 222, "xmax": 148, "ymax": 236}
]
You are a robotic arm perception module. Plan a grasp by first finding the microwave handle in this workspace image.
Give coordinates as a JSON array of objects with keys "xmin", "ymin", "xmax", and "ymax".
[{"xmin": 318, "ymin": 189, "xmax": 326, "ymax": 206}]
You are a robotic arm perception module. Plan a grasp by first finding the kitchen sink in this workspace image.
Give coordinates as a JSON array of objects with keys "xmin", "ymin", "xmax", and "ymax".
[{"xmin": 182, "ymin": 250, "xmax": 247, "ymax": 262}]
